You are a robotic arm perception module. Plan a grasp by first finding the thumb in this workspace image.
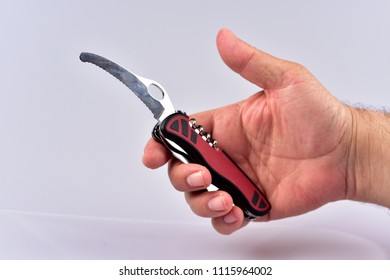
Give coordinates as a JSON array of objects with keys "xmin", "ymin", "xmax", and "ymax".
[{"xmin": 216, "ymin": 28, "xmax": 296, "ymax": 90}]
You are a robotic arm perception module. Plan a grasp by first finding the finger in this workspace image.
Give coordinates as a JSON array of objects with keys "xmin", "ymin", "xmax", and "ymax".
[
  {"xmin": 142, "ymin": 138, "xmax": 171, "ymax": 169},
  {"xmin": 216, "ymin": 28, "xmax": 296, "ymax": 90},
  {"xmin": 168, "ymin": 160, "xmax": 212, "ymax": 191},
  {"xmin": 185, "ymin": 190, "xmax": 234, "ymax": 218},
  {"xmin": 211, "ymin": 206, "xmax": 249, "ymax": 235}
]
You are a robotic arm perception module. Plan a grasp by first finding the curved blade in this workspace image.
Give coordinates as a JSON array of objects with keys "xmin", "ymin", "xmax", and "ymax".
[{"xmin": 80, "ymin": 52, "xmax": 168, "ymax": 120}]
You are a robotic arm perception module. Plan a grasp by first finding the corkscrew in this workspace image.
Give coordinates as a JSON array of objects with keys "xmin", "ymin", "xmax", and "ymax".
[
  {"xmin": 80, "ymin": 52, "xmax": 271, "ymax": 220},
  {"xmin": 189, "ymin": 118, "xmax": 218, "ymax": 149}
]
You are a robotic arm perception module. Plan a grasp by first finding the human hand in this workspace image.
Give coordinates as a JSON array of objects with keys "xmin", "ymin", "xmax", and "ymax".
[{"xmin": 143, "ymin": 28, "xmax": 388, "ymax": 234}]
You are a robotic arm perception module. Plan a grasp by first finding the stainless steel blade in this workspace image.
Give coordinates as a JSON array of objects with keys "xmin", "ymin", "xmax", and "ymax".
[{"xmin": 80, "ymin": 52, "xmax": 174, "ymax": 121}]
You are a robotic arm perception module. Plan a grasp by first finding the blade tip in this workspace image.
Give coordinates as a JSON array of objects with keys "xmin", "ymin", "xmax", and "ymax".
[{"xmin": 79, "ymin": 52, "xmax": 89, "ymax": 62}]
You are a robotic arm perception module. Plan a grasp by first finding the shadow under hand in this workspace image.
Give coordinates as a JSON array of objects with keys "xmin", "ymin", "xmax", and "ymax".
[{"xmin": 225, "ymin": 225, "xmax": 387, "ymax": 260}]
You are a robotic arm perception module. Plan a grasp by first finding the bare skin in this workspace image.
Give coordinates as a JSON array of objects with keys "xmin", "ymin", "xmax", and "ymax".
[{"xmin": 142, "ymin": 29, "xmax": 390, "ymax": 235}]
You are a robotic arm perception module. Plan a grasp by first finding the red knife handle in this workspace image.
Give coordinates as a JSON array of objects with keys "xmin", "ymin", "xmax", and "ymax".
[{"xmin": 153, "ymin": 112, "xmax": 271, "ymax": 219}]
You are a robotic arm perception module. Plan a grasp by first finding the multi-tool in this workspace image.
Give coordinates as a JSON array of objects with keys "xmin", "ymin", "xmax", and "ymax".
[{"xmin": 80, "ymin": 52, "xmax": 271, "ymax": 219}]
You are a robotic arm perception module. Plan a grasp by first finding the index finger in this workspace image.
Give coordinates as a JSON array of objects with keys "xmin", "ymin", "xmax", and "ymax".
[{"xmin": 142, "ymin": 138, "xmax": 172, "ymax": 169}]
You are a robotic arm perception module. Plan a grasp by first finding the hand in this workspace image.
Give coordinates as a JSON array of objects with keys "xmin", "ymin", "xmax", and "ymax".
[{"xmin": 143, "ymin": 28, "xmax": 388, "ymax": 234}]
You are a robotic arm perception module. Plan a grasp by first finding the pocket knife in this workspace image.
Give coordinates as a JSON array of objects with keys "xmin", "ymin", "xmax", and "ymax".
[{"xmin": 80, "ymin": 52, "xmax": 271, "ymax": 219}]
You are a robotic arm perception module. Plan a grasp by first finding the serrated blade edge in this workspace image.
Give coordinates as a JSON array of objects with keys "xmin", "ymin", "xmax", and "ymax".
[{"xmin": 80, "ymin": 52, "xmax": 165, "ymax": 120}]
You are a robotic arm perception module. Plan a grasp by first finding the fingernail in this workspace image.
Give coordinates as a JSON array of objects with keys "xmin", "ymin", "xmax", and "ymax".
[
  {"xmin": 223, "ymin": 212, "xmax": 238, "ymax": 224},
  {"xmin": 208, "ymin": 195, "xmax": 227, "ymax": 211},
  {"xmin": 186, "ymin": 171, "xmax": 205, "ymax": 187}
]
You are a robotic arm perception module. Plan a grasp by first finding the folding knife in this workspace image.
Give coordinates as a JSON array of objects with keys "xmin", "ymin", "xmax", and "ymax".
[{"xmin": 80, "ymin": 52, "xmax": 271, "ymax": 219}]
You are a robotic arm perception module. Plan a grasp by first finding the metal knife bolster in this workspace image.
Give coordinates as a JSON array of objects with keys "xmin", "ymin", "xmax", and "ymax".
[{"xmin": 152, "ymin": 111, "xmax": 271, "ymax": 219}]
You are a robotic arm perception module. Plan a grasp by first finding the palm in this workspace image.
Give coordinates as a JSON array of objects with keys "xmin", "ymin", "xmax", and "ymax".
[{"xmin": 202, "ymin": 73, "xmax": 351, "ymax": 220}]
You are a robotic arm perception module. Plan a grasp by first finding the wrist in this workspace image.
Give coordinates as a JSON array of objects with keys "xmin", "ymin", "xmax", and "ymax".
[{"xmin": 348, "ymin": 107, "xmax": 390, "ymax": 208}]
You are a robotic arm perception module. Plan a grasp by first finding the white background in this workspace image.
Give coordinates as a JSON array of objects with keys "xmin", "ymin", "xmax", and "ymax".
[{"xmin": 0, "ymin": 0, "xmax": 389, "ymax": 259}]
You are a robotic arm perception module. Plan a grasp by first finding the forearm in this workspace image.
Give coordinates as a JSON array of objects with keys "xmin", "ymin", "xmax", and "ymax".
[{"xmin": 348, "ymin": 106, "xmax": 390, "ymax": 208}]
